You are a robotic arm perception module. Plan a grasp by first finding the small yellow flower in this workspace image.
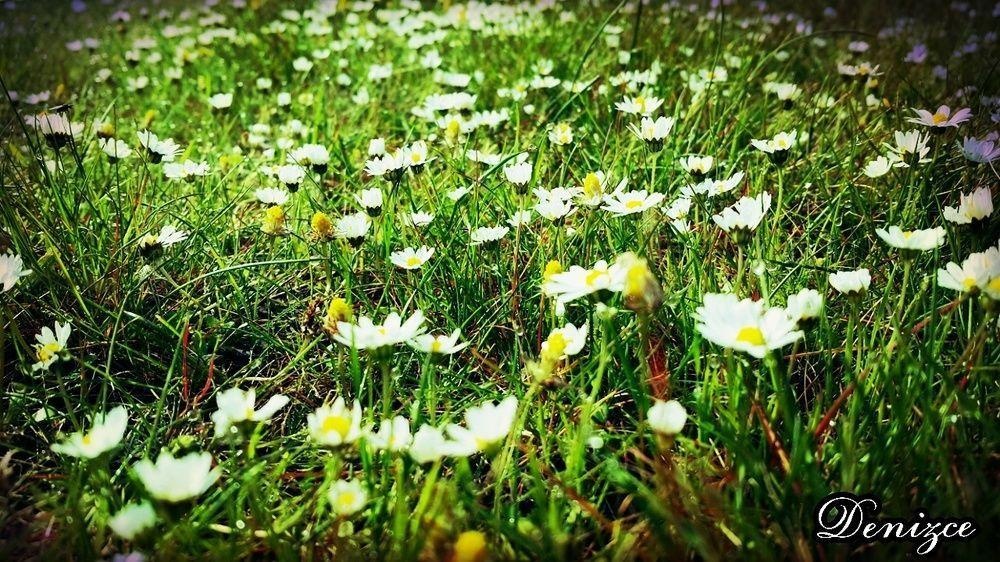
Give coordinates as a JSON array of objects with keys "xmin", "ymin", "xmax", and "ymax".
[
  {"xmin": 452, "ymin": 531, "xmax": 488, "ymax": 562},
  {"xmin": 311, "ymin": 211, "xmax": 334, "ymax": 239},
  {"xmin": 261, "ymin": 205, "xmax": 286, "ymax": 235}
]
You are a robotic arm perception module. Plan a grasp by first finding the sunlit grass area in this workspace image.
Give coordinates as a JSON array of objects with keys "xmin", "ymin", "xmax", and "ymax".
[{"xmin": 1, "ymin": 0, "xmax": 998, "ymax": 560}]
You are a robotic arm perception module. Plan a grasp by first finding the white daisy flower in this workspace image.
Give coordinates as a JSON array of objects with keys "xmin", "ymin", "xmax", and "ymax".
[
  {"xmin": 503, "ymin": 157, "xmax": 533, "ymax": 187},
  {"xmin": 937, "ymin": 246, "xmax": 1000, "ymax": 294},
  {"xmin": 210, "ymin": 388, "xmax": 289, "ymax": 438},
  {"xmin": 355, "ymin": 188, "xmax": 384, "ymax": 216},
  {"xmin": 786, "ymin": 288, "xmax": 824, "ymax": 323},
  {"xmin": 540, "ymin": 322, "xmax": 589, "ymax": 360},
  {"xmin": 367, "ymin": 416, "xmax": 412, "ymax": 452},
  {"xmin": 875, "ymin": 226, "xmax": 946, "ymax": 251},
  {"xmin": 615, "ymin": 93, "xmax": 664, "ymax": 116},
  {"xmin": 694, "ymin": 293, "xmax": 803, "ymax": 358},
  {"xmin": 408, "ymin": 329, "xmax": 469, "ymax": 355},
  {"xmin": 99, "ymin": 138, "xmax": 133, "ymax": 161},
  {"xmin": 601, "ymin": 190, "xmax": 665, "ymax": 216},
  {"xmin": 543, "ymin": 259, "xmax": 626, "ymax": 305},
  {"xmin": 470, "ymin": 226, "xmax": 509, "ymax": 246},
  {"xmin": 108, "ymin": 502, "xmax": 157, "ymax": 540},
  {"xmin": 50, "ymin": 406, "xmax": 128, "ymax": 458},
  {"xmin": 943, "ymin": 187, "xmax": 993, "ymax": 225},
  {"xmin": 445, "ymin": 396, "xmax": 518, "ymax": 454},
  {"xmin": 647, "ymin": 399, "xmax": 687, "ymax": 436},
  {"xmin": 627, "ymin": 116, "xmax": 674, "ymax": 148},
  {"xmin": 829, "ymin": 269, "xmax": 871, "ymax": 295},
  {"xmin": 0, "ymin": 252, "xmax": 31, "ymax": 292},
  {"xmin": 679, "ymin": 155, "xmax": 714, "ymax": 178},
  {"xmin": 137, "ymin": 130, "xmax": 182, "ymax": 163},
  {"xmin": 133, "ymin": 451, "xmax": 220, "ymax": 503},
  {"xmin": 333, "ymin": 310, "xmax": 427, "ymax": 351},
  {"xmin": 208, "ymin": 92, "xmax": 233, "ymax": 109},
  {"xmin": 390, "ymin": 246, "xmax": 434, "ymax": 270},
  {"xmin": 32, "ymin": 321, "xmax": 72, "ymax": 371},
  {"xmin": 534, "ymin": 197, "xmax": 575, "ymax": 222},
  {"xmin": 713, "ymin": 192, "xmax": 771, "ymax": 233},
  {"xmin": 404, "ymin": 211, "xmax": 434, "ymax": 228},
  {"xmin": 255, "ymin": 187, "xmax": 290, "ymax": 206},
  {"xmin": 308, "ymin": 398, "xmax": 364, "ymax": 447}
]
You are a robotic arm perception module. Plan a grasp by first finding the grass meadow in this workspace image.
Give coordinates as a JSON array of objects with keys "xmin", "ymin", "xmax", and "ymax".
[{"xmin": 1, "ymin": 0, "xmax": 999, "ymax": 560}]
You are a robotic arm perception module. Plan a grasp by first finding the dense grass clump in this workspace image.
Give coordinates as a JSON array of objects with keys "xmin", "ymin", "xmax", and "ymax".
[{"xmin": 1, "ymin": 1, "xmax": 998, "ymax": 560}]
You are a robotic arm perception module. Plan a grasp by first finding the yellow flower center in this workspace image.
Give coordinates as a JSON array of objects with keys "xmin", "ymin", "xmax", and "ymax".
[
  {"xmin": 337, "ymin": 492, "xmax": 356, "ymax": 510},
  {"xmin": 635, "ymin": 96, "xmax": 646, "ymax": 111},
  {"xmin": 584, "ymin": 269, "xmax": 606, "ymax": 287},
  {"xmin": 406, "ymin": 256, "xmax": 422, "ymax": 267},
  {"xmin": 625, "ymin": 199, "xmax": 644, "ymax": 210},
  {"xmin": 962, "ymin": 277, "xmax": 977, "ymax": 290},
  {"xmin": 988, "ymin": 277, "xmax": 1000, "ymax": 292},
  {"xmin": 321, "ymin": 415, "xmax": 351, "ymax": 439},
  {"xmin": 430, "ymin": 339, "xmax": 443, "ymax": 353},
  {"xmin": 543, "ymin": 332, "xmax": 567, "ymax": 361},
  {"xmin": 583, "ymin": 173, "xmax": 601, "ymax": 196},
  {"xmin": 735, "ymin": 326, "xmax": 766, "ymax": 346},
  {"xmin": 81, "ymin": 433, "xmax": 93, "ymax": 446},
  {"xmin": 36, "ymin": 342, "xmax": 61, "ymax": 362},
  {"xmin": 931, "ymin": 112, "xmax": 948, "ymax": 125}
]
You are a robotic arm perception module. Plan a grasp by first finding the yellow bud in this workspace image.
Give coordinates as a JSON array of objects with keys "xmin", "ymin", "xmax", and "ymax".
[
  {"xmin": 218, "ymin": 153, "xmax": 243, "ymax": 171},
  {"xmin": 311, "ymin": 211, "xmax": 334, "ymax": 239},
  {"xmin": 324, "ymin": 298, "xmax": 353, "ymax": 333},
  {"xmin": 97, "ymin": 122, "xmax": 116, "ymax": 138},
  {"xmin": 620, "ymin": 254, "xmax": 663, "ymax": 314},
  {"xmin": 262, "ymin": 205, "xmax": 286, "ymax": 235},
  {"xmin": 452, "ymin": 531, "xmax": 488, "ymax": 562},
  {"xmin": 445, "ymin": 119, "xmax": 462, "ymax": 143},
  {"xmin": 141, "ymin": 109, "xmax": 157, "ymax": 129}
]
